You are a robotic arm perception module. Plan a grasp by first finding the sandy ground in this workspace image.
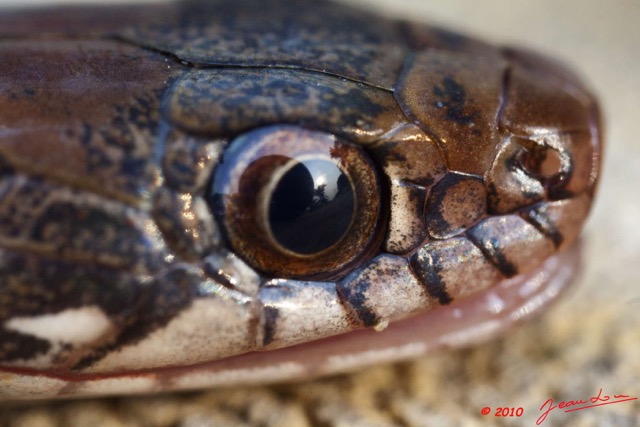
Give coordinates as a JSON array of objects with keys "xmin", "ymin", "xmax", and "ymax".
[{"xmin": 0, "ymin": 0, "xmax": 639, "ymax": 425}]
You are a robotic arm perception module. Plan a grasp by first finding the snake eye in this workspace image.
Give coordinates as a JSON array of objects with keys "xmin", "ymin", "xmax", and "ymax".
[{"xmin": 208, "ymin": 125, "xmax": 382, "ymax": 280}]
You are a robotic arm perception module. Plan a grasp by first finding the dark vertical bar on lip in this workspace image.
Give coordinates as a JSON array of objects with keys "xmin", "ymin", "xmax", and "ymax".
[
  {"xmin": 409, "ymin": 248, "xmax": 453, "ymax": 305},
  {"xmin": 466, "ymin": 222, "xmax": 519, "ymax": 278}
]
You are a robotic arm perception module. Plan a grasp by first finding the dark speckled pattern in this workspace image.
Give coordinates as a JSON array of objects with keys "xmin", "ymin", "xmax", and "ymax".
[{"xmin": 120, "ymin": 0, "xmax": 407, "ymax": 89}]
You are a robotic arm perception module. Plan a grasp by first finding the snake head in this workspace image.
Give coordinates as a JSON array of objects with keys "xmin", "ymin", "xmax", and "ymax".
[{"xmin": 0, "ymin": 1, "xmax": 601, "ymax": 399}]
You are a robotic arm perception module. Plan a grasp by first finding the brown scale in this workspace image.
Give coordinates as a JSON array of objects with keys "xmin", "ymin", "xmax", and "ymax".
[{"xmin": 425, "ymin": 173, "xmax": 487, "ymax": 240}]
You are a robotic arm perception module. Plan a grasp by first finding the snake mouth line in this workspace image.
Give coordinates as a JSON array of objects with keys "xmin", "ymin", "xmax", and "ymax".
[
  {"xmin": 0, "ymin": 241, "xmax": 581, "ymax": 400},
  {"xmin": 176, "ymin": 240, "xmax": 581, "ymax": 383}
]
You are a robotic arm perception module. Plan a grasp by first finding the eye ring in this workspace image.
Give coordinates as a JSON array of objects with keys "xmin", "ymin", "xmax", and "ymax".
[{"xmin": 208, "ymin": 125, "xmax": 383, "ymax": 280}]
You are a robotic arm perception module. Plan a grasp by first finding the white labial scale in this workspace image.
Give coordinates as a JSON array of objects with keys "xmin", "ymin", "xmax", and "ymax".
[
  {"xmin": 338, "ymin": 254, "xmax": 434, "ymax": 327},
  {"xmin": 87, "ymin": 283, "xmax": 254, "ymax": 373},
  {"xmin": 535, "ymin": 194, "xmax": 591, "ymax": 251},
  {"xmin": 3, "ymin": 306, "xmax": 114, "ymax": 369},
  {"xmin": 384, "ymin": 182, "xmax": 426, "ymax": 253},
  {"xmin": 468, "ymin": 215, "xmax": 556, "ymax": 275},
  {"xmin": 257, "ymin": 280, "xmax": 352, "ymax": 350},
  {"xmin": 5, "ymin": 306, "xmax": 111, "ymax": 344},
  {"xmin": 412, "ymin": 237, "xmax": 504, "ymax": 300}
]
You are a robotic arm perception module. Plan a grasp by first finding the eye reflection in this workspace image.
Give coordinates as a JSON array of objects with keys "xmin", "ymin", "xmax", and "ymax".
[{"xmin": 268, "ymin": 159, "xmax": 355, "ymax": 255}]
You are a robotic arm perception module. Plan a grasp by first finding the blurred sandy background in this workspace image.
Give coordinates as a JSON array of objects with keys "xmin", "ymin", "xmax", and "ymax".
[{"xmin": 0, "ymin": 0, "xmax": 639, "ymax": 425}]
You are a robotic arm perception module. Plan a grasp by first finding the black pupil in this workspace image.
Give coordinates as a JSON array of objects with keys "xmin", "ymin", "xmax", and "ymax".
[{"xmin": 269, "ymin": 159, "xmax": 354, "ymax": 254}]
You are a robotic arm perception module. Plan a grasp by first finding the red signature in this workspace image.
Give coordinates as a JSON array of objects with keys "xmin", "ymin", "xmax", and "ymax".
[{"xmin": 537, "ymin": 389, "xmax": 638, "ymax": 425}]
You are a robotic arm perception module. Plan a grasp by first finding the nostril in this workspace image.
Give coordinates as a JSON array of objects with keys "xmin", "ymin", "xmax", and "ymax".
[
  {"xmin": 538, "ymin": 149, "xmax": 563, "ymax": 179},
  {"xmin": 514, "ymin": 137, "xmax": 566, "ymax": 182}
]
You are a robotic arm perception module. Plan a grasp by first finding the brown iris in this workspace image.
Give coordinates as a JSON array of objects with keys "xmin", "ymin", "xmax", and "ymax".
[{"xmin": 208, "ymin": 125, "xmax": 382, "ymax": 280}]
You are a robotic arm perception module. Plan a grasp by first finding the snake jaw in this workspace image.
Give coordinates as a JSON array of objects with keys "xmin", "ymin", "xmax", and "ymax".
[{"xmin": 0, "ymin": 0, "xmax": 601, "ymax": 400}]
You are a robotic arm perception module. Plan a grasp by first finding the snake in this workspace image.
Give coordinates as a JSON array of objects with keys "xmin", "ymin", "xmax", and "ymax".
[{"xmin": 0, "ymin": 0, "xmax": 602, "ymax": 400}]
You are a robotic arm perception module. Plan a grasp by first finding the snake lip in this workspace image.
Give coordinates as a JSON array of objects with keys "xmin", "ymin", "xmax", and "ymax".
[
  {"xmin": 0, "ymin": 241, "xmax": 581, "ymax": 400},
  {"xmin": 177, "ymin": 240, "xmax": 581, "ymax": 385}
]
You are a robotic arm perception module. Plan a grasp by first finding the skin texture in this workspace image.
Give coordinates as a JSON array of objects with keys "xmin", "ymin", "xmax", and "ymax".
[{"xmin": 0, "ymin": 0, "xmax": 601, "ymax": 399}]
